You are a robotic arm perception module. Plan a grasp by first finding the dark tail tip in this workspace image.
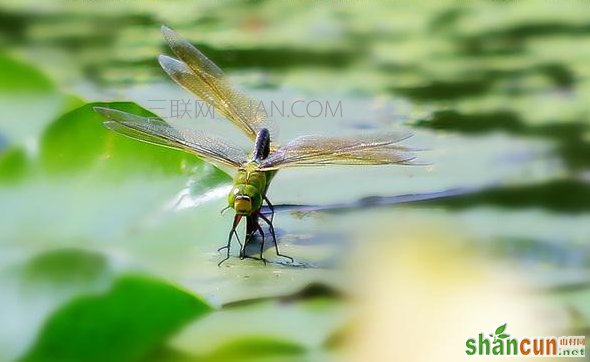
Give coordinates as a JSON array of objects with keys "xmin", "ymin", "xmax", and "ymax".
[{"xmin": 254, "ymin": 128, "xmax": 271, "ymax": 161}]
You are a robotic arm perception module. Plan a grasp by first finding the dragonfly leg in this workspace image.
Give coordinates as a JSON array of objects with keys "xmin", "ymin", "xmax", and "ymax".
[
  {"xmin": 263, "ymin": 195, "xmax": 275, "ymax": 223},
  {"xmin": 218, "ymin": 214, "xmax": 242, "ymax": 267},
  {"xmin": 218, "ymin": 230, "xmax": 242, "ymax": 252},
  {"xmin": 240, "ymin": 232, "xmax": 251, "ymax": 260},
  {"xmin": 241, "ymin": 216, "xmax": 256, "ymax": 259},
  {"xmin": 258, "ymin": 213, "xmax": 294, "ymax": 263},
  {"xmin": 239, "ymin": 216, "xmax": 267, "ymax": 265},
  {"xmin": 254, "ymin": 219, "xmax": 268, "ymax": 265}
]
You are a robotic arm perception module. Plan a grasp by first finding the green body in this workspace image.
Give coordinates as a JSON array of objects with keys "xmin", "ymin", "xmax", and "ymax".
[
  {"xmin": 227, "ymin": 128, "xmax": 275, "ymax": 215},
  {"xmin": 228, "ymin": 161, "xmax": 276, "ymax": 215}
]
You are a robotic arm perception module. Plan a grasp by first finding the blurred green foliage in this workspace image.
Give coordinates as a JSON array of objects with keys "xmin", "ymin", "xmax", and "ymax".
[
  {"xmin": 40, "ymin": 102, "xmax": 206, "ymax": 176},
  {"xmin": 0, "ymin": 54, "xmax": 54, "ymax": 93},
  {"xmin": 20, "ymin": 275, "xmax": 211, "ymax": 362}
]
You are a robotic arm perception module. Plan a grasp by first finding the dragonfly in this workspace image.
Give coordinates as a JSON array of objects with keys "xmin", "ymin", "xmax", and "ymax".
[{"xmin": 94, "ymin": 26, "xmax": 419, "ymax": 266}]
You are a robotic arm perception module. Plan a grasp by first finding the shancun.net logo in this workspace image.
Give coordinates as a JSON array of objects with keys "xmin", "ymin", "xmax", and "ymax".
[{"xmin": 466, "ymin": 323, "xmax": 585, "ymax": 357}]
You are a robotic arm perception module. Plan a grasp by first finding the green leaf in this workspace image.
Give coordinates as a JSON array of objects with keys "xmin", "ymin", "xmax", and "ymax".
[
  {"xmin": 170, "ymin": 298, "xmax": 347, "ymax": 357},
  {"xmin": 498, "ymin": 334, "xmax": 510, "ymax": 339},
  {"xmin": 0, "ymin": 53, "xmax": 55, "ymax": 93},
  {"xmin": 145, "ymin": 340, "xmax": 306, "ymax": 362},
  {"xmin": 495, "ymin": 323, "xmax": 507, "ymax": 335},
  {"xmin": 0, "ymin": 53, "xmax": 65, "ymax": 143},
  {"xmin": 0, "ymin": 249, "xmax": 115, "ymax": 362},
  {"xmin": 40, "ymin": 102, "xmax": 208, "ymax": 176},
  {"xmin": 0, "ymin": 147, "xmax": 30, "ymax": 184},
  {"xmin": 0, "ymin": 101, "xmax": 230, "ymax": 253},
  {"xmin": 205, "ymin": 337, "xmax": 306, "ymax": 361},
  {"xmin": 19, "ymin": 274, "xmax": 212, "ymax": 362},
  {"xmin": 19, "ymin": 248, "xmax": 110, "ymax": 286}
]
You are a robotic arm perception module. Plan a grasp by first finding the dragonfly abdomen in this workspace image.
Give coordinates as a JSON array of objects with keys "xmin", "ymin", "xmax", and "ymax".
[{"xmin": 253, "ymin": 128, "xmax": 270, "ymax": 162}]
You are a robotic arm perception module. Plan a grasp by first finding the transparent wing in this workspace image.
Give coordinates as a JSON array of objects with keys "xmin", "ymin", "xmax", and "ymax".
[
  {"xmin": 94, "ymin": 107, "xmax": 248, "ymax": 168},
  {"xmin": 159, "ymin": 26, "xmax": 277, "ymax": 142},
  {"xmin": 161, "ymin": 25, "xmax": 224, "ymax": 79},
  {"xmin": 257, "ymin": 131, "xmax": 417, "ymax": 170}
]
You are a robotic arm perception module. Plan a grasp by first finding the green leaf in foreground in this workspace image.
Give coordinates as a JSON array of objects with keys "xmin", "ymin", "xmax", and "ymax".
[
  {"xmin": 0, "ymin": 147, "xmax": 30, "ymax": 184},
  {"xmin": 19, "ymin": 274, "xmax": 212, "ymax": 362},
  {"xmin": 203, "ymin": 337, "xmax": 306, "ymax": 361},
  {"xmin": 170, "ymin": 298, "xmax": 348, "ymax": 357},
  {"xmin": 0, "ymin": 249, "xmax": 115, "ymax": 362},
  {"xmin": 148, "ymin": 338, "xmax": 307, "ymax": 362}
]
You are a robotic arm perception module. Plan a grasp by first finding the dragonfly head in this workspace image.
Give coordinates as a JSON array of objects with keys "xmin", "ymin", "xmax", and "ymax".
[
  {"xmin": 228, "ymin": 185, "xmax": 262, "ymax": 215},
  {"xmin": 234, "ymin": 195, "xmax": 252, "ymax": 215}
]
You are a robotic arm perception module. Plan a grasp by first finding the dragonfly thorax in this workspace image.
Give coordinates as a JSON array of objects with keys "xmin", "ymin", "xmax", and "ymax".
[{"xmin": 228, "ymin": 164, "xmax": 266, "ymax": 215}]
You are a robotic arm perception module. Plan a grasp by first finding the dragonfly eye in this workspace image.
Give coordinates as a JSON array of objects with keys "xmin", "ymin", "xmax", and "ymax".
[{"xmin": 234, "ymin": 195, "xmax": 252, "ymax": 214}]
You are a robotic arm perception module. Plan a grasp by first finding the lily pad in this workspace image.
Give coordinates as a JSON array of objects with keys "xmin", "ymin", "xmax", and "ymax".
[
  {"xmin": 0, "ymin": 53, "xmax": 55, "ymax": 93},
  {"xmin": 39, "ymin": 102, "xmax": 211, "ymax": 176},
  {"xmin": 169, "ymin": 298, "xmax": 347, "ymax": 357},
  {"xmin": 0, "ymin": 249, "xmax": 115, "ymax": 362},
  {"xmin": 0, "ymin": 101, "xmax": 229, "ymax": 247},
  {"xmin": 150, "ymin": 338, "xmax": 307, "ymax": 362},
  {"xmin": 19, "ymin": 274, "xmax": 212, "ymax": 362},
  {"xmin": 0, "ymin": 54, "xmax": 65, "ymax": 144}
]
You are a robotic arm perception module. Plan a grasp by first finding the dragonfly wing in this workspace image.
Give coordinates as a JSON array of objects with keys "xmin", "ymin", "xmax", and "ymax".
[
  {"xmin": 95, "ymin": 107, "xmax": 248, "ymax": 168},
  {"xmin": 159, "ymin": 27, "xmax": 277, "ymax": 142},
  {"xmin": 257, "ymin": 131, "xmax": 417, "ymax": 170},
  {"xmin": 161, "ymin": 25, "xmax": 224, "ymax": 79}
]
